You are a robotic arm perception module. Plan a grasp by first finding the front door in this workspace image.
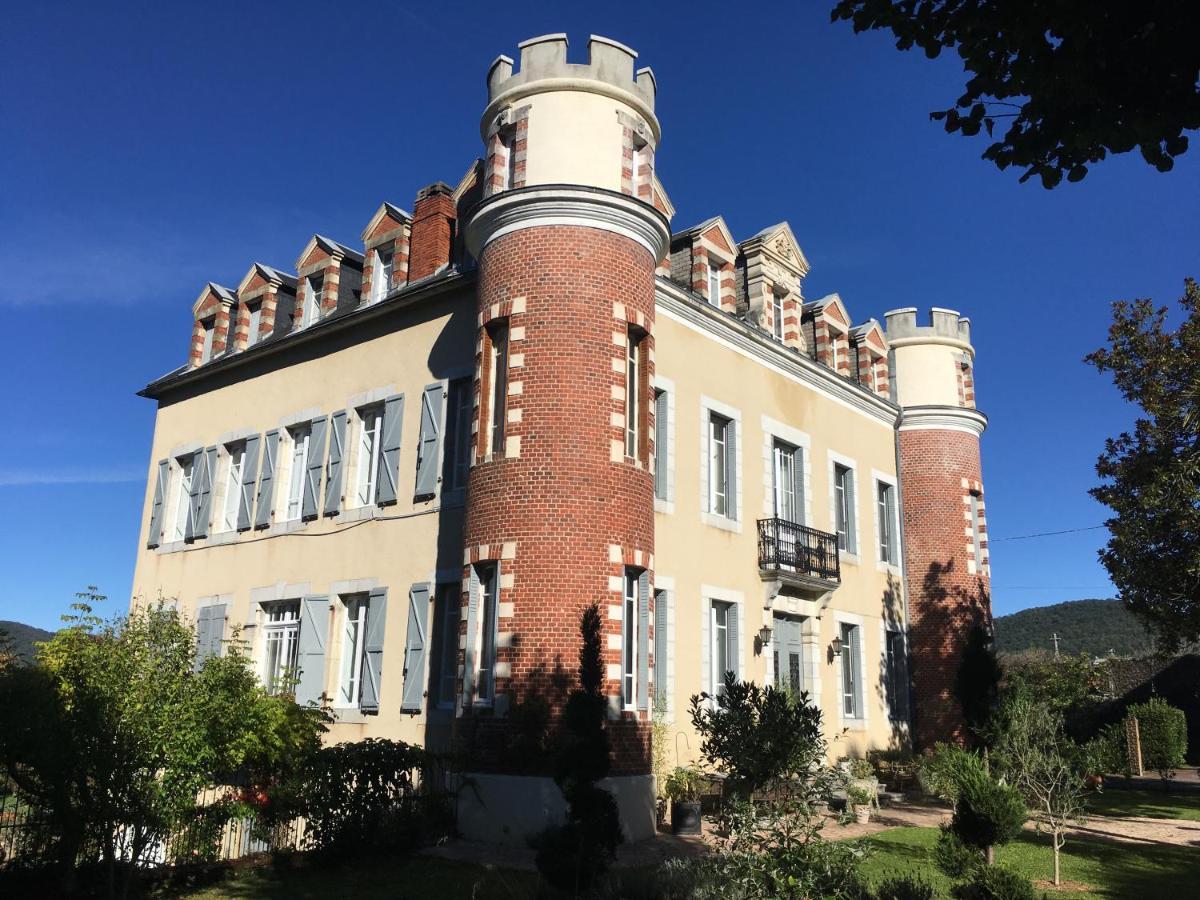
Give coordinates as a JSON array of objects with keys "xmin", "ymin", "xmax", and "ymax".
[{"xmin": 773, "ymin": 614, "xmax": 805, "ymax": 695}]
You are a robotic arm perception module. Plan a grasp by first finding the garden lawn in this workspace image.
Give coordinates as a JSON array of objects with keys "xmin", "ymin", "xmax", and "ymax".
[
  {"xmin": 855, "ymin": 826, "xmax": 1200, "ymax": 899},
  {"xmin": 1084, "ymin": 788, "xmax": 1200, "ymax": 821}
]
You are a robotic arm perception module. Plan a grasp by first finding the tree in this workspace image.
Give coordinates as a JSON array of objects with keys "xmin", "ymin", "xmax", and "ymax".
[
  {"xmin": 939, "ymin": 766, "xmax": 1027, "ymax": 867},
  {"xmin": 830, "ymin": 2, "xmax": 1200, "ymax": 187},
  {"xmin": 0, "ymin": 589, "xmax": 328, "ymax": 897},
  {"xmin": 995, "ymin": 698, "xmax": 1087, "ymax": 887},
  {"xmin": 1086, "ymin": 278, "xmax": 1200, "ymax": 650},
  {"xmin": 954, "ymin": 625, "xmax": 1003, "ymax": 755}
]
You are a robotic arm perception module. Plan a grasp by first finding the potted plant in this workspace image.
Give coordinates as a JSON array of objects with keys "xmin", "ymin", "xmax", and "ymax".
[
  {"xmin": 664, "ymin": 766, "xmax": 704, "ymax": 835},
  {"xmin": 848, "ymin": 785, "xmax": 874, "ymax": 824}
]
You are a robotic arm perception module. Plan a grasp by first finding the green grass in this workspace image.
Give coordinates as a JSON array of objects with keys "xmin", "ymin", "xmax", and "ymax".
[
  {"xmin": 855, "ymin": 826, "xmax": 1200, "ymax": 899},
  {"xmin": 1084, "ymin": 787, "xmax": 1200, "ymax": 821}
]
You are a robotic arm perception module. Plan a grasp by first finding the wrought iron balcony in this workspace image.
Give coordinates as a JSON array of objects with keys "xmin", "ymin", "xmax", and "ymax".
[{"xmin": 757, "ymin": 517, "xmax": 841, "ymax": 585}]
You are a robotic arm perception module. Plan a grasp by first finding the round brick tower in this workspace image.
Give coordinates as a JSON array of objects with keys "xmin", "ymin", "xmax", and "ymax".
[
  {"xmin": 885, "ymin": 307, "xmax": 991, "ymax": 749},
  {"xmin": 457, "ymin": 35, "xmax": 670, "ymax": 843}
]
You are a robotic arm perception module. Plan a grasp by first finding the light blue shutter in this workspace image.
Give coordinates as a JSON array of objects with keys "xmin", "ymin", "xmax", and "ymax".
[
  {"xmin": 728, "ymin": 603, "xmax": 740, "ymax": 680},
  {"xmin": 845, "ymin": 470, "xmax": 857, "ymax": 554},
  {"xmin": 296, "ymin": 595, "xmax": 329, "ymax": 706},
  {"xmin": 653, "ymin": 590, "xmax": 668, "ymax": 707},
  {"xmin": 360, "ymin": 586, "xmax": 388, "ymax": 714},
  {"xmin": 401, "ymin": 583, "xmax": 430, "ymax": 712},
  {"xmin": 414, "ymin": 384, "xmax": 445, "ymax": 500},
  {"xmin": 724, "ymin": 420, "xmax": 738, "ymax": 518},
  {"xmin": 238, "ymin": 434, "xmax": 261, "ymax": 532},
  {"xmin": 850, "ymin": 625, "xmax": 863, "ymax": 717},
  {"xmin": 184, "ymin": 452, "xmax": 203, "ymax": 542},
  {"xmin": 302, "ymin": 416, "xmax": 327, "ymax": 521},
  {"xmin": 637, "ymin": 572, "xmax": 650, "ymax": 711},
  {"xmin": 793, "ymin": 448, "xmax": 806, "ymax": 525},
  {"xmin": 462, "ymin": 566, "xmax": 480, "ymax": 706},
  {"xmin": 323, "ymin": 411, "xmax": 347, "ymax": 516},
  {"xmin": 147, "ymin": 459, "xmax": 169, "ymax": 548},
  {"xmin": 376, "ymin": 394, "xmax": 405, "ymax": 505},
  {"xmin": 193, "ymin": 446, "xmax": 218, "ymax": 539},
  {"xmin": 194, "ymin": 606, "xmax": 213, "ymax": 671},
  {"xmin": 254, "ymin": 430, "xmax": 279, "ymax": 529},
  {"xmin": 654, "ymin": 390, "xmax": 668, "ymax": 500}
]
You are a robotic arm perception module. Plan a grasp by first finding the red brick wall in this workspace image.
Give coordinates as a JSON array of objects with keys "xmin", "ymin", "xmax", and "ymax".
[
  {"xmin": 460, "ymin": 225, "xmax": 656, "ymax": 775},
  {"xmin": 899, "ymin": 428, "xmax": 992, "ymax": 748}
]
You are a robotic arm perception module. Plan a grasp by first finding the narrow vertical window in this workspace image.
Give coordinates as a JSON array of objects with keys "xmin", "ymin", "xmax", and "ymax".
[
  {"xmin": 474, "ymin": 564, "xmax": 499, "ymax": 703},
  {"xmin": 304, "ymin": 275, "xmax": 323, "ymax": 326},
  {"xmin": 622, "ymin": 570, "xmax": 638, "ymax": 709},
  {"xmin": 772, "ymin": 291, "xmax": 785, "ymax": 340},
  {"xmin": 707, "ymin": 261, "xmax": 720, "ymax": 305},
  {"xmin": 772, "ymin": 440, "xmax": 798, "ymax": 522},
  {"xmin": 221, "ymin": 444, "xmax": 246, "ymax": 532},
  {"xmin": 373, "ymin": 247, "xmax": 394, "ymax": 303},
  {"xmin": 355, "ymin": 407, "xmax": 383, "ymax": 507},
  {"xmin": 840, "ymin": 622, "xmax": 860, "ymax": 718},
  {"xmin": 711, "ymin": 601, "xmax": 731, "ymax": 701},
  {"xmin": 708, "ymin": 413, "xmax": 729, "ymax": 516},
  {"xmin": 246, "ymin": 302, "xmax": 263, "ymax": 348},
  {"xmin": 630, "ymin": 143, "xmax": 640, "ymax": 193},
  {"xmin": 653, "ymin": 388, "xmax": 669, "ymax": 500},
  {"xmin": 263, "ymin": 601, "xmax": 301, "ymax": 694},
  {"xmin": 435, "ymin": 583, "xmax": 461, "ymax": 708},
  {"xmin": 487, "ymin": 322, "xmax": 509, "ymax": 456},
  {"xmin": 171, "ymin": 455, "xmax": 194, "ymax": 542},
  {"xmin": 286, "ymin": 425, "xmax": 311, "ymax": 520},
  {"xmin": 834, "ymin": 463, "xmax": 855, "ymax": 552},
  {"xmin": 830, "ymin": 334, "xmax": 840, "ymax": 372},
  {"xmin": 878, "ymin": 481, "xmax": 897, "ymax": 565},
  {"xmin": 970, "ymin": 492, "xmax": 985, "ymax": 568},
  {"xmin": 625, "ymin": 328, "xmax": 642, "ymax": 459},
  {"xmin": 886, "ymin": 630, "xmax": 908, "ymax": 721},
  {"xmin": 200, "ymin": 319, "xmax": 215, "ymax": 363},
  {"xmin": 443, "ymin": 378, "xmax": 472, "ymax": 492},
  {"xmin": 338, "ymin": 595, "xmax": 368, "ymax": 706}
]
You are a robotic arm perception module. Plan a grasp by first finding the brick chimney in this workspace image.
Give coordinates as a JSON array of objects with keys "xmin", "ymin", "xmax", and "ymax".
[{"xmin": 407, "ymin": 182, "xmax": 457, "ymax": 281}]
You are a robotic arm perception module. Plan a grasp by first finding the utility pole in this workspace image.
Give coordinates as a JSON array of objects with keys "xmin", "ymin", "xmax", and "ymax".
[{"xmin": 1051, "ymin": 632, "xmax": 1060, "ymax": 659}]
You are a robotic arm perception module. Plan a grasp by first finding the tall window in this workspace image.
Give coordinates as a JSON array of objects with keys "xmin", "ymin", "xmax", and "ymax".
[
  {"xmin": 878, "ymin": 480, "xmax": 898, "ymax": 565},
  {"xmin": 338, "ymin": 595, "xmax": 368, "ymax": 706},
  {"xmin": 171, "ymin": 455, "xmax": 194, "ymax": 542},
  {"xmin": 474, "ymin": 564, "xmax": 499, "ymax": 703},
  {"xmin": 772, "ymin": 291, "xmax": 785, "ymax": 340},
  {"xmin": 885, "ymin": 630, "xmax": 908, "ymax": 721},
  {"xmin": 263, "ymin": 601, "xmax": 301, "ymax": 694},
  {"xmin": 434, "ymin": 584, "xmax": 461, "ymax": 709},
  {"xmin": 653, "ymin": 388, "xmax": 669, "ymax": 500},
  {"xmin": 710, "ymin": 601, "xmax": 733, "ymax": 701},
  {"xmin": 772, "ymin": 614, "xmax": 804, "ymax": 694},
  {"xmin": 199, "ymin": 319, "xmax": 215, "ymax": 363},
  {"xmin": 772, "ymin": 440, "xmax": 800, "ymax": 523},
  {"xmin": 840, "ymin": 622, "xmax": 861, "ymax": 719},
  {"xmin": 625, "ymin": 329, "xmax": 643, "ymax": 459},
  {"xmin": 372, "ymin": 248, "xmax": 394, "ymax": 303},
  {"xmin": 622, "ymin": 570, "xmax": 638, "ymax": 709},
  {"xmin": 303, "ymin": 275, "xmax": 323, "ymax": 326},
  {"xmin": 246, "ymin": 302, "xmax": 263, "ymax": 348},
  {"xmin": 708, "ymin": 413, "xmax": 731, "ymax": 516},
  {"xmin": 630, "ymin": 143, "xmax": 641, "ymax": 193},
  {"xmin": 443, "ymin": 378, "xmax": 472, "ymax": 492},
  {"xmin": 706, "ymin": 261, "xmax": 720, "ymax": 305},
  {"xmin": 486, "ymin": 322, "xmax": 509, "ymax": 456},
  {"xmin": 970, "ymin": 492, "xmax": 985, "ymax": 568},
  {"xmin": 834, "ymin": 463, "xmax": 855, "ymax": 552},
  {"xmin": 285, "ymin": 425, "xmax": 311, "ymax": 520},
  {"xmin": 355, "ymin": 407, "xmax": 383, "ymax": 507},
  {"xmin": 221, "ymin": 444, "xmax": 246, "ymax": 532}
]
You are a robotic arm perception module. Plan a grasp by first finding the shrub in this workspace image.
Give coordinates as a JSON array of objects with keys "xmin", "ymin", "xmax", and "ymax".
[
  {"xmin": 1128, "ymin": 698, "xmax": 1187, "ymax": 784},
  {"xmin": 934, "ymin": 824, "xmax": 984, "ymax": 878},
  {"xmin": 297, "ymin": 738, "xmax": 447, "ymax": 860},
  {"xmin": 663, "ymin": 766, "xmax": 704, "ymax": 803},
  {"xmin": 919, "ymin": 743, "xmax": 987, "ymax": 803},
  {"xmin": 875, "ymin": 873, "xmax": 939, "ymax": 900},
  {"xmin": 847, "ymin": 757, "xmax": 876, "ymax": 780},
  {"xmin": 703, "ymin": 836, "xmax": 871, "ymax": 899},
  {"xmin": 950, "ymin": 865, "xmax": 1035, "ymax": 900},
  {"xmin": 951, "ymin": 768, "xmax": 1026, "ymax": 864},
  {"xmin": 1085, "ymin": 721, "xmax": 1131, "ymax": 778}
]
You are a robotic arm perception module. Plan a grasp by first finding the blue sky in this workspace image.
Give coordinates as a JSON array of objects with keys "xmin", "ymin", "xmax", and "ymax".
[{"xmin": 1, "ymin": 2, "xmax": 1195, "ymax": 632}]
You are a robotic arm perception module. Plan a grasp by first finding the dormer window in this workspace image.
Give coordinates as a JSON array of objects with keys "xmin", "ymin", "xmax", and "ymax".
[
  {"xmin": 772, "ymin": 292, "xmax": 785, "ymax": 340},
  {"xmin": 372, "ymin": 248, "xmax": 394, "ymax": 304},
  {"xmin": 246, "ymin": 302, "xmax": 263, "ymax": 348},
  {"xmin": 303, "ymin": 275, "xmax": 323, "ymax": 326},
  {"xmin": 200, "ymin": 319, "xmax": 215, "ymax": 363},
  {"xmin": 707, "ymin": 262, "xmax": 720, "ymax": 306}
]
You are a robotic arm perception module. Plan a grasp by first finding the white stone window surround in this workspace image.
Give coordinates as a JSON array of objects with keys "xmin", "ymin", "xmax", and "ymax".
[
  {"xmin": 879, "ymin": 620, "xmax": 911, "ymax": 729},
  {"xmin": 827, "ymin": 449, "xmax": 861, "ymax": 565},
  {"xmin": 245, "ymin": 581, "xmax": 313, "ymax": 690},
  {"xmin": 760, "ymin": 415, "xmax": 813, "ymax": 526},
  {"xmin": 699, "ymin": 584, "xmax": 746, "ymax": 709},
  {"xmin": 832, "ymin": 610, "xmax": 869, "ymax": 731},
  {"xmin": 871, "ymin": 468, "xmax": 903, "ymax": 575},
  {"xmin": 698, "ymin": 238, "xmax": 734, "ymax": 308},
  {"xmin": 654, "ymin": 574, "xmax": 676, "ymax": 721},
  {"xmin": 699, "ymin": 395, "xmax": 743, "ymax": 533},
  {"xmin": 653, "ymin": 374, "xmax": 676, "ymax": 514}
]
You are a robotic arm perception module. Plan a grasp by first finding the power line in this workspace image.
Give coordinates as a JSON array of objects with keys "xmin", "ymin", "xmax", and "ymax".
[{"xmin": 989, "ymin": 524, "xmax": 1106, "ymax": 543}]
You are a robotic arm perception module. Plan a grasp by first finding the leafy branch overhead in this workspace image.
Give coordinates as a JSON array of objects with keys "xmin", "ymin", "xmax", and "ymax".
[{"xmin": 830, "ymin": 1, "xmax": 1200, "ymax": 187}]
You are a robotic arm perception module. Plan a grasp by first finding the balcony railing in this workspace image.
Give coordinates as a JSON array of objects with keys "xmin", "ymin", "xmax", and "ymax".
[{"xmin": 757, "ymin": 517, "xmax": 841, "ymax": 584}]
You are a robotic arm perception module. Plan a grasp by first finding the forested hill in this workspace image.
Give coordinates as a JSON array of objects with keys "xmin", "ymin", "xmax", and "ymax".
[
  {"xmin": 0, "ymin": 620, "xmax": 55, "ymax": 663},
  {"xmin": 993, "ymin": 599, "xmax": 1156, "ymax": 658}
]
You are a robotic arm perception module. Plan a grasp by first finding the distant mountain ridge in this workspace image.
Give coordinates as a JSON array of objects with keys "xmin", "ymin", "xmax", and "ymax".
[
  {"xmin": 993, "ymin": 598, "xmax": 1155, "ymax": 658},
  {"xmin": 0, "ymin": 620, "xmax": 55, "ymax": 664}
]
